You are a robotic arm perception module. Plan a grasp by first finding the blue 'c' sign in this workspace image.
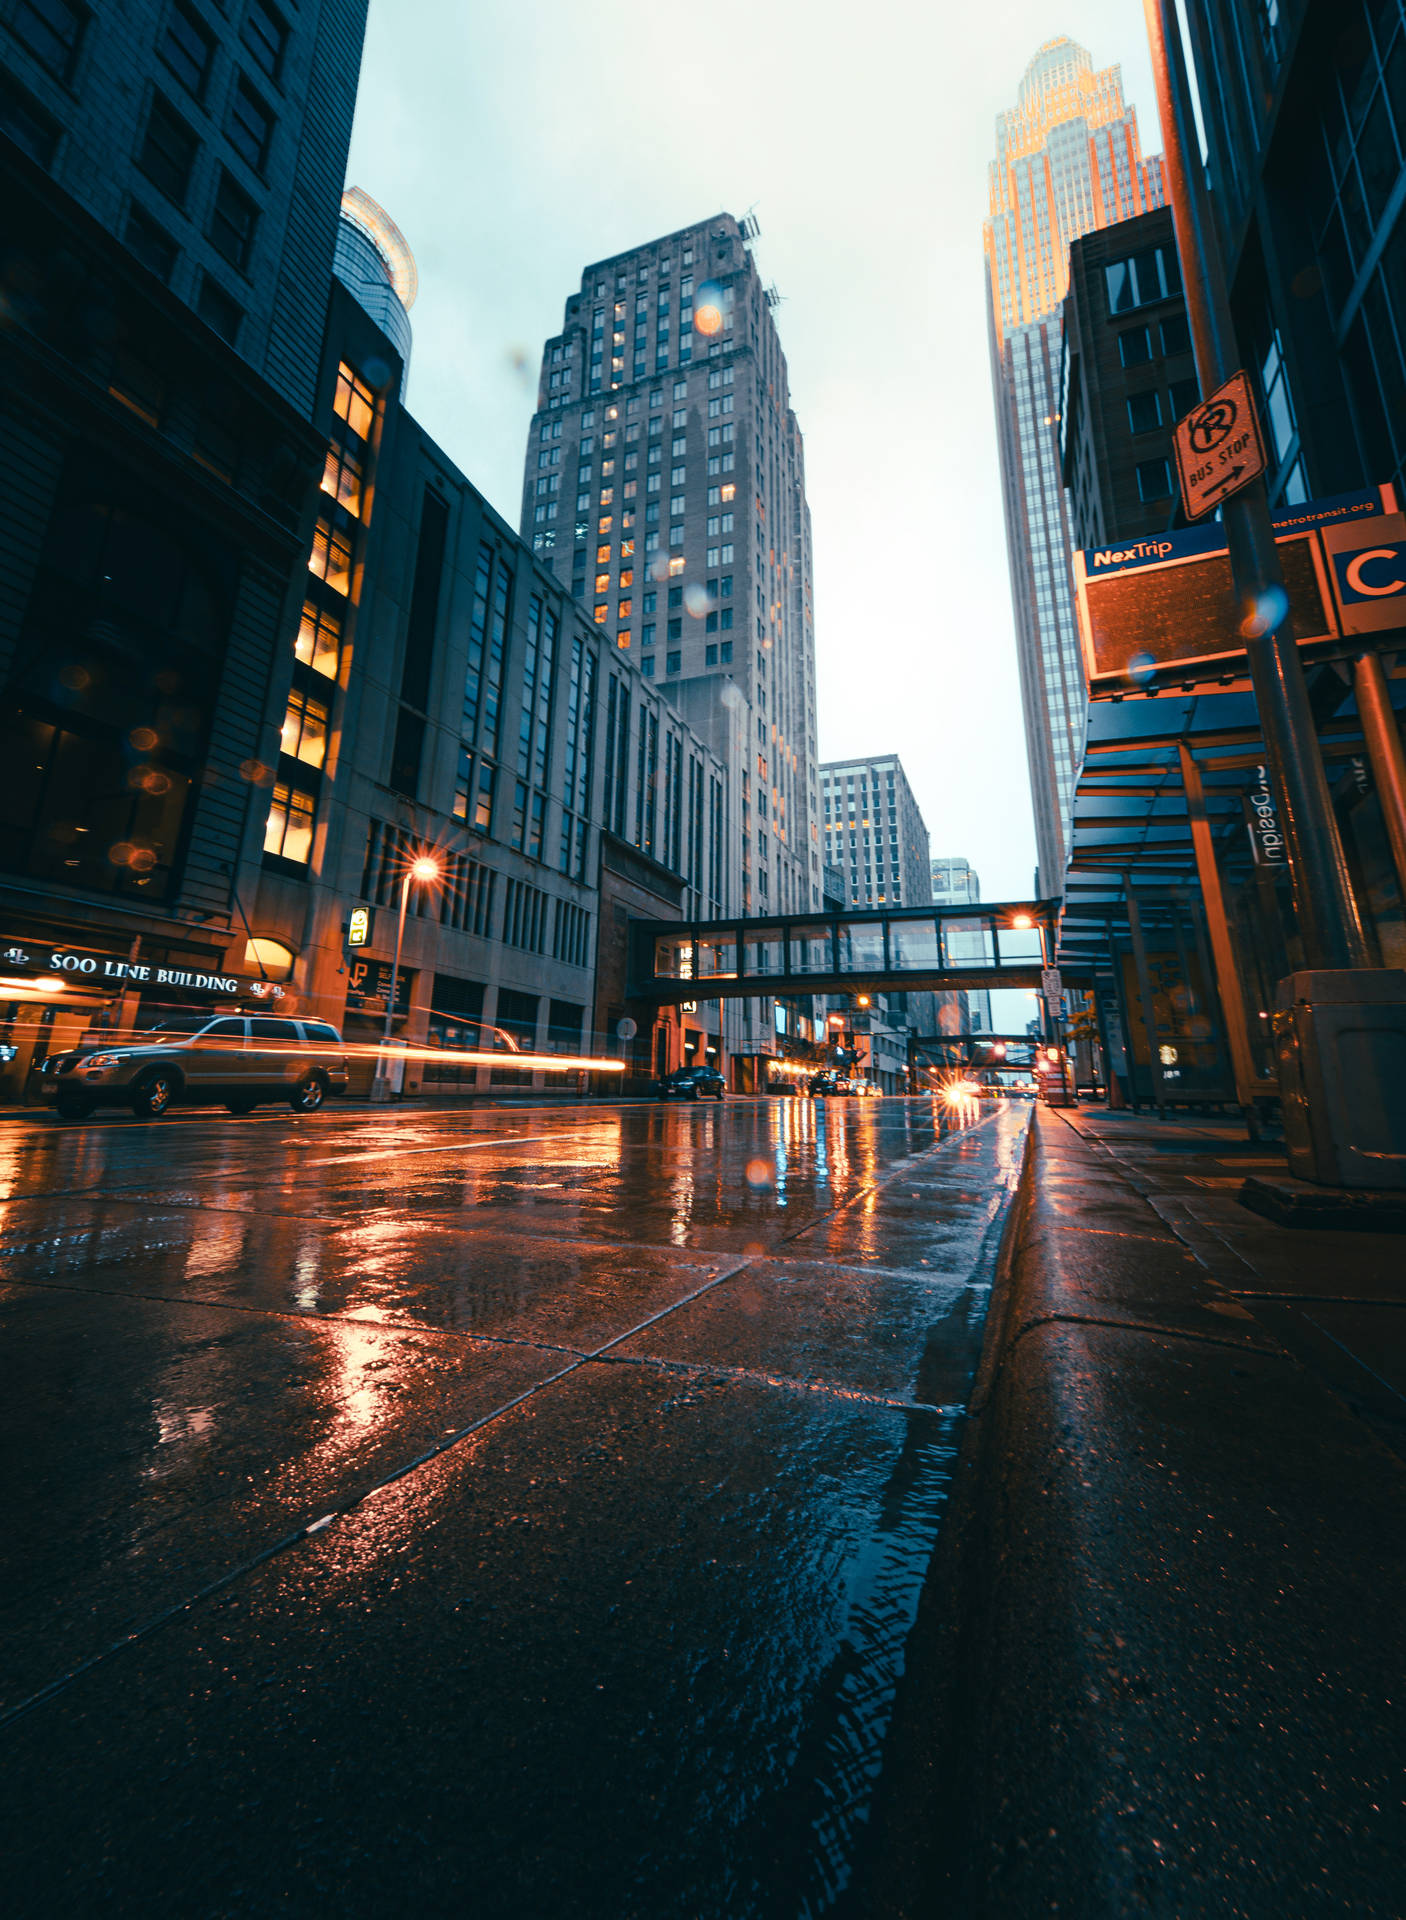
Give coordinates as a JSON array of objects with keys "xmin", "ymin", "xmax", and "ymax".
[{"xmin": 1331, "ymin": 542, "xmax": 1406, "ymax": 604}]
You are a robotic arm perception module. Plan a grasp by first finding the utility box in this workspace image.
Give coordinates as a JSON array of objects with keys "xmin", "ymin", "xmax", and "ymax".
[{"xmin": 1273, "ymin": 970, "xmax": 1406, "ymax": 1188}]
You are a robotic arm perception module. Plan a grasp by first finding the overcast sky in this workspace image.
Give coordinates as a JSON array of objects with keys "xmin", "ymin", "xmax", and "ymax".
[{"xmin": 344, "ymin": 0, "xmax": 1161, "ymax": 905}]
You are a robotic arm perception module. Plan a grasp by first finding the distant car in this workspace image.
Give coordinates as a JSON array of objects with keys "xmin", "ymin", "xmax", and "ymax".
[
  {"xmin": 809, "ymin": 1072, "xmax": 841, "ymax": 1097},
  {"xmin": 40, "ymin": 1014, "xmax": 349, "ymax": 1119},
  {"xmin": 655, "ymin": 1063, "xmax": 726, "ymax": 1101}
]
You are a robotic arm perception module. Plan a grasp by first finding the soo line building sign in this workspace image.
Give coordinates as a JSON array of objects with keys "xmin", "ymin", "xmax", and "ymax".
[{"xmin": 1072, "ymin": 487, "xmax": 1406, "ymax": 694}]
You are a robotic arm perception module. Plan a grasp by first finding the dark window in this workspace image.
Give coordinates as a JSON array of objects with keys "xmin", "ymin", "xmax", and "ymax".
[
  {"xmin": 300, "ymin": 1021, "xmax": 341, "ymax": 1044},
  {"xmin": 547, "ymin": 1000, "xmax": 583, "ymax": 1052},
  {"xmin": 1160, "ymin": 312, "xmax": 1191, "ymax": 356},
  {"xmin": 123, "ymin": 203, "xmax": 179, "ymax": 283},
  {"xmin": 571, "ymin": 576, "xmax": 585, "ymax": 597},
  {"xmin": 719, "ymin": 607, "xmax": 733, "ymax": 630},
  {"xmin": 666, "ymin": 650, "xmax": 681, "ymax": 674},
  {"xmin": 11, "ymin": 0, "xmax": 87, "ymax": 80},
  {"xmin": 1169, "ymin": 377, "xmax": 1199, "ymax": 421},
  {"xmin": 196, "ymin": 272, "xmax": 242, "ymax": 343},
  {"xmin": 1105, "ymin": 245, "xmax": 1181, "ymax": 313},
  {"xmin": 161, "ymin": 4, "xmax": 213, "ymax": 98},
  {"xmin": 720, "ymin": 640, "xmax": 732, "ymax": 662},
  {"xmin": 667, "ymin": 585, "xmax": 682, "ymax": 607},
  {"xmin": 1117, "ymin": 326, "xmax": 1152, "ymax": 368},
  {"xmin": 401, "ymin": 488, "xmax": 449, "ymax": 711},
  {"xmin": 205, "ymin": 1018, "xmax": 247, "ymax": 1037},
  {"xmin": 667, "ymin": 617, "xmax": 681, "ymax": 639},
  {"xmin": 705, "ymin": 610, "xmax": 718, "ymax": 632},
  {"xmin": 641, "ymin": 656, "xmax": 655, "ymax": 677},
  {"xmin": 719, "ymin": 574, "xmax": 732, "ymax": 596},
  {"xmin": 138, "ymin": 92, "xmax": 198, "ymax": 206},
  {"xmin": 1126, "ymin": 389, "xmax": 1163, "ymax": 435},
  {"xmin": 209, "ymin": 168, "xmax": 258, "ymax": 268},
  {"xmin": 250, "ymin": 1016, "xmax": 298, "ymax": 1040},
  {"xmin": 705, "ymin": 643, "xmax": 717, "ymax": 665},
  {"xmin": 390, "ymin": 708, "xmax": 425, "ymax": 797},
  {"xmin": 0, "ymin": 74, "xmax": 59, "ymax": 165},
  {"xmin": 1136, "ymin": 456, "xmax": 1172, "ymax": 501},
  {"xmin": 240, "ymin": 0, "xmax": 285, "ymax": 81},
  {"xmin": 226, "ymin": 77, "xmax": 273, "ymax": 171}
]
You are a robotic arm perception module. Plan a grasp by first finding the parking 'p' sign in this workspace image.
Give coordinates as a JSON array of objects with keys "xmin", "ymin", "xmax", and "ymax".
[{"xmin": 1173, "ymin": 371, "xmax": 1267, "ymax": 521}]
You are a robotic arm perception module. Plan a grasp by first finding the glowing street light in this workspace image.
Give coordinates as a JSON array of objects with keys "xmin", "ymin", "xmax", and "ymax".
[{"xmin": 376, "ymin": 850, "xmax": 443, "ymax": 1097}]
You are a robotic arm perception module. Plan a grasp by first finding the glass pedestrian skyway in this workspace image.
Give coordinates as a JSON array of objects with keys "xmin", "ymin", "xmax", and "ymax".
[{"xmin": 630, "ymin": 901, "xmax": 1061, "ymax": 1003}]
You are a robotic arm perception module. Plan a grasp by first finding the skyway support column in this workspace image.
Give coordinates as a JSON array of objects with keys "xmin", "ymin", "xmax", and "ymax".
[
  {"xmin": 1145, "ymin": 0, "xmax": 1368, "ymax": 972},
  {"xmin": 1178, "ymin": 741, "xmax": 1263, "ymax": 1115}
]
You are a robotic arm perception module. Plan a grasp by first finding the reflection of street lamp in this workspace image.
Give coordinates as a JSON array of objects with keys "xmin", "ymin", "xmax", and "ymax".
[{"xmin": 377, "ymin": 852, "xmax": 442, "ymax": 1096}]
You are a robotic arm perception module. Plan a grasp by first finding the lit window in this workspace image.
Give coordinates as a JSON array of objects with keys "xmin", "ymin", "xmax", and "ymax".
[
  {"xmin": 618, "ymin": 598, "xmax": 632, "ymax": 618},
  {"xmin": 321, "ymin": 442, "xmax": 364, "ymax": 517},
  {"xmin": 617, "ymin": 629, "xmax": 631, "ymax": 648},
  {"xmin": 598, "ymin": 516, "xmax": 613, "ymax": 534},
  {"xmin": 618, "ymin": 568, "xmax": 633, "ymax": 588},
  {"xmin": 596, "ymin": 544, "xmax": 611, "ymax": 563},
  {"xmin": 600, "ymin": 488, "xmax": 614, "ymax": 506},
  {"xmin": 721, "ymin": 483, "xmax": 735, "ymax": 502},
  {"xmin": 594, "ymin": 572, "xmax": 610, "ymax": 592},
  {"xmin": 333, "ymin": 362, "xmax": 375, "ymax": 440},
  {"xmin": 280, "ymin": 689, "xmax": 329, "ymax": 768},
  {"xmin": 308, "ymin": 517, "xmax": 354, "ymax": 596},
  {"xmin": 264, "ymin": 782, "xmax": 315, "ymax": 864},
  {"xmin": 295, "ymin": 602, "xmax": 342, "ymax": 679},
  {"xmin": 593, "ymin": 604, "xmax": 608, "ymax": 623},
  {"xmin": 668, "ymin": 556, "xmax": 685, "ymax": 576}
]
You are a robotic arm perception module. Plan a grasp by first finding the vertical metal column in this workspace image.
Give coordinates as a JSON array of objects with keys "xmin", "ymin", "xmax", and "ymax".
[
  {"xmin": 1178, "ymin": 742, "xmax": 1262, "ymax": 1110},
  {"xmin": 1354, "ymin": 648, "xmax": 1406, "ymax": 904},
  {"xmin": 1144, "ymin": 0, "xmax": 1369, "ymax": 972},
  {"xmin": 1125, "ymin": 880, "xmax": 1168, "ymax": 1119}
]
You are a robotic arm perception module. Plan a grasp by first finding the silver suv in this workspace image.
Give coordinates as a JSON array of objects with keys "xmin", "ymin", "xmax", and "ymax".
[{"xmin": 40, "ymin": 1014, "xmax": 350, "ymax": 1120}]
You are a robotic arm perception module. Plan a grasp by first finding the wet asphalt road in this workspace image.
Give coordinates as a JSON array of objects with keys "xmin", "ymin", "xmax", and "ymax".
[{"xmin": 0, "ymin": 1093, "xmax": 1027, "ymax": 1918}]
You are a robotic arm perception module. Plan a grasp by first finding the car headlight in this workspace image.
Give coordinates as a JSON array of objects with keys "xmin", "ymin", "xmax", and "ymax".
[{"xmin": 83, "ymin": 1053, "xmax": 125, "ymax": 1069}]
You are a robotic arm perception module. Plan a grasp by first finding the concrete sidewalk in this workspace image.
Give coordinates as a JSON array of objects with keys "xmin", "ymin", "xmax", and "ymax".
[{"xmin": 858, "ymin": 1104, "xmax": 1406, "ymax": 1918}]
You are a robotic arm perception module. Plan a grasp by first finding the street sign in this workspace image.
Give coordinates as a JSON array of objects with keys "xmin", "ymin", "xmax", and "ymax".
[
  {"xmin": 1320, "ymin": 513, "xmax": 1406, "ymax": 632},
  {"xmin": 1041, "ymin": 967, "xmax": 1063, "ymax": 1016},
  {"xmin": 615, "ymin": 1016, "xmax": 638, "ymax": 1041},
  {"xmin": 347, "ymin": 906, "xmax": 371, "ymax": 948},
  {"xmin": 1174, "ymin": 371, "xmax": 1266, "ymax": 521}
]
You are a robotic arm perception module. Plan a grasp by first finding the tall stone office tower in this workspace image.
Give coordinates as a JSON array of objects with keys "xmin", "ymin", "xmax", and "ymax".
[
  {"xmin": 521, "ymin": 213, "xmax": 822, "ymax": 920},
  {"xmin": 985, "ymin": 37, "xmax": 1163, "ymax": 890}
]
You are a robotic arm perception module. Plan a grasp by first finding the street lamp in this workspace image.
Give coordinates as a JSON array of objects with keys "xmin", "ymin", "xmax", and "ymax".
[{"xmin": 375, "ymin": 852, "xmax": 441, "ymax": 1099}]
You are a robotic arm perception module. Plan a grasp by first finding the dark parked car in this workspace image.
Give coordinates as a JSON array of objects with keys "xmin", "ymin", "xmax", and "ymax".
[
  {"xmin": 40, "ymin": 1014, "xmax": 349, "ymax": 1119},
  {"xmin": 655, "ymin": 1063, "xmax": 726, "ymax": 1101}
]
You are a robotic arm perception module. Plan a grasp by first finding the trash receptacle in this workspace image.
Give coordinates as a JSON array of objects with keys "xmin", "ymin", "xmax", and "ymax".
[{"xmin": 1273, "ymin": 970, "xmax": 1406, "ymax": 1188}]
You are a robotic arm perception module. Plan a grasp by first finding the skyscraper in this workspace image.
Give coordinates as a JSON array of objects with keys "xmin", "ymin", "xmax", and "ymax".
[
  {"xmin": 521, "ymin": 213, "xmax": 822, "ymax": 920},
  {"xmin": 985, "ymin": 38, "xmax": 1163, "ymax": 889},
  {"xmin": 819, "ymin": 756, "xmax": 931, "ymax": 909}
]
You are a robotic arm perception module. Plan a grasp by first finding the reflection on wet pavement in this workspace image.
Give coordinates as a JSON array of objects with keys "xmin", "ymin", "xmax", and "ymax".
[{"xmin": 0, "ymin": 1095, "xmax": 1027, "ymax": 1914}]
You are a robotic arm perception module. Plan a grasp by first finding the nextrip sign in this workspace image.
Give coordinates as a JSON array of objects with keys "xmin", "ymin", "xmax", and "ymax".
[
  {"xmin": 1072, "ymin": 487, "xmax": 1403, "ymax": 694},
  {"xmin": 0, "ymin": 937, "xmax": 280, "ymax": 998}
]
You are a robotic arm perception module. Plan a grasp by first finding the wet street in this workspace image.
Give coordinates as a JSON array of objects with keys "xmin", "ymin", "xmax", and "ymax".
[{"xmin": 0, "ymin": 1094, "xmax": 1026, "ymax": 1918}]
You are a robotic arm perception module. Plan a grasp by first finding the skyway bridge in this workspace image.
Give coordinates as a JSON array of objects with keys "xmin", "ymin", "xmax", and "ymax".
[{"xmin": 629, "ymin": 900, "xmax": 1073, "ymax": 1003}]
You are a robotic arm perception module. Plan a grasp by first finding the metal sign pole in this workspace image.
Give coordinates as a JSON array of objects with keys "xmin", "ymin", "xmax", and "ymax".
[{"xmin": 1145, "ymin": 0, "xmax": 1368, "ymax": 971}]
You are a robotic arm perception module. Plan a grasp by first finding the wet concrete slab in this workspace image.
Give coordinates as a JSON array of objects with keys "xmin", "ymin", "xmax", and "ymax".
[
  {"xmin": 614, "ymin": 1256, "xmax": 975, "ymax": 1403},
  {"xmin": 1, "ymin": 1363, "xmax": 961, "ymax": 1919},
  {"xmin": 0, "ymin": 1281, "xmax": 563, "ymax": 1715},
  {"xmin": 0, "ymin": 1096, "xmax": 1029, "ymax": 1913}
]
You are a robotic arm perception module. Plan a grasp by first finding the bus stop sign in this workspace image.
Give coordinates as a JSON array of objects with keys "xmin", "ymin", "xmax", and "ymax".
[{"xmin": 1173, "ymin": 371, "xmax": 1266, "ymax": 521}]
